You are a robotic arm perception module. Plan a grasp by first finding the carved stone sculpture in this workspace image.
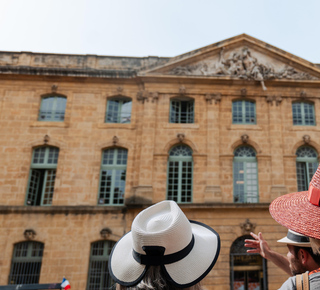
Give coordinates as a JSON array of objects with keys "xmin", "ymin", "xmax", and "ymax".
[
  {"xmin": 112, "ymin": 136, "xmax": 119, "ymax": 145},
  {"xmin": 24, "ymin": 229, "xmax": 36, "ymax": 240},
  {"xmin": 240, "ymin": 219, "xmax": 256, "ymax": 235},
  {"xmin": 44, "ymin": 135, "xmax": 50, "ymax": 144},
  {"xmin": 300, "ymin": 91, "xmax": 307, "ymax": 99},
  {"xmin": 303, "ymin": 135, "xmax": 311, "ymax": 144},
  {"xmin": 240, "ymin": 88, "xmax": 247, "ymax": 97},
  {"xmin": 136, "ymin": 90, "xmax": 149, "ymax": 103},
  {"xmin": 205, "ymin": 93, "xmax": 221, "ymax": 104},
  {"xmin": 179, "ymin": 85, "xmax": 186, "ymax": 95},
  {"xmin": 169, "ymin": 47, "xmax": 317, "ymax": 83},
  {"xmin": 51, "ymin": 84, "xmax": 58, "ymax": 93},
  {"xmin": 151, "ymin": 92, "xmax": 159, "ymax": 102},
  {"xmin": 100, "ymin": 228, "xmax": 112, "ymax": 239},
  {"xmin": 241, "ymin": 134, "xmax": 249, "ymax": 143},
  {"xmin": 177, "ymin": 133, "xmax": 185, "ymax": 143}
]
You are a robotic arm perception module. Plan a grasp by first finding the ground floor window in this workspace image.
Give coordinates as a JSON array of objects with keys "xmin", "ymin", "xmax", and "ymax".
[{"xmin": 230, "ymin": 235, "xmax": 267, "ymax": 290}]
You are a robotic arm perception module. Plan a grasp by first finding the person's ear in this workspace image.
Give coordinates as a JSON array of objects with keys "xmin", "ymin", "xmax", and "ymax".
[{"xmin": 299, "ymin": 249, "xmax": 308, "ymax": 265}]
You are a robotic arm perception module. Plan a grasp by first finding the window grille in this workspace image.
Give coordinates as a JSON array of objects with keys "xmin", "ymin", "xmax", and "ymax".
[
  {"xmin": 232, "ymin": 100, "xmax": 256, "ymax": 124},
  {"xmin": 38, "ymin": 96, "xmax": 67, "ymax": 122},
  {"xmin": 170, "ymin": 99, "xmax": 194, "ymax": 123},
  {"xmin": 98, "ymin": 148, "xmax": 127, "ymax": 205},
  {"xmin": 296, "ymin": 146, "xmax": 318, "ymax": 191},
  {"xmin": 26, "ymin": 147, "xmax": 59, "ymax": 206},
  {"xmin": 106, "ymin": 98, "xmax": 132, "ymax": 123},
  {"xmin": 87, "ymin": 241, "xmax": 115, "ymax": 290},
  {"xmin": 167, "ymin": 145, "xmax": 193, "ymax": 203},
  {"xmin": 292, "ymin": 102, "xmax": 316, "ymax": 126},
  {"xmin": 233, "ymin": 146, "xmax": 258, "ymax": 203},
  {"xmin": 9, "ymin": 242, "xmax": 44, "ymax": 285}
]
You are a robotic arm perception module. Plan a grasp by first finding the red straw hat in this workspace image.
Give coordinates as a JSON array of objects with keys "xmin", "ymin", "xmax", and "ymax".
[{"xmin": 269, "ymin": 164, "xmax": 320, "ymax": 239}]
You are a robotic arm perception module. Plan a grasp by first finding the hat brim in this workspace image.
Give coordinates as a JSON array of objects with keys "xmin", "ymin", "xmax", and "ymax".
[
  {"xmin": 270, "ymin": 191, "xmax": 320, "ymax": 240},
  {"xmin": 277, "ymin": 236, "xmax": 310, "ymax": 247},
  {"xmin": 108, "ymin": 220, "xmax": 220, "ymax": 288}
]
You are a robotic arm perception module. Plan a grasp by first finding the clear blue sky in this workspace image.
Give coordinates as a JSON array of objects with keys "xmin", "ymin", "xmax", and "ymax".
[{"xmin": 1, "ymin": 0, "xmax": 319, "ymax": 63}]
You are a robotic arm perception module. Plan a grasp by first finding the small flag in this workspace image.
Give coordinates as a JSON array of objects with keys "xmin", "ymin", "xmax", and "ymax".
[{"xmin": 61, "ymin": 277, "xmax": 71, "ymax": 290}]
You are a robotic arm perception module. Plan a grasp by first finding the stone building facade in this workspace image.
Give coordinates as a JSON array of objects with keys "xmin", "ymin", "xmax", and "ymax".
[{"xmin": 0, "ymin": 34, "xmax": 320, "ymax": 290}]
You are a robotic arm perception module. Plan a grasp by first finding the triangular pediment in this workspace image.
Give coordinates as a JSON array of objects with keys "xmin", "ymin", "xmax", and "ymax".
[{"xmin": 139, "ymin": 34, "xmax": 320, "ymax": 81}]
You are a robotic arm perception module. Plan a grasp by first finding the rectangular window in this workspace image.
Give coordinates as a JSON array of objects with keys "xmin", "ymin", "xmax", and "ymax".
[
  {"xmin": 292, "ymin": 102, "xmax": 316, "ymax": 126},
  {"xmin": 170, "ymin": 100, "xmax": 194, "ymax": 123},
  {"xmin": 232, "ymin": 100, "xmax": 256, "ymax": 124}
]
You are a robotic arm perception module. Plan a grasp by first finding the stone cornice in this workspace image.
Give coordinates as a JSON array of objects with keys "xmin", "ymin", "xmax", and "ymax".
[
  {"xmin": 0, "ymin": 66, "xmax": 137, "ymax": 78},
  {"xmin": 0, "ymin": 205, "xmax": 126, "ymax": 215},
  {"xmin": 0, "ymin": 203, "xmax": 270, "ymax": 214}
]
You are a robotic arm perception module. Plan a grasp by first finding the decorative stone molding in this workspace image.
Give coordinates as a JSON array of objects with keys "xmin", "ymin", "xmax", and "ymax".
[
  {"xmin": 265, "ymin": 95, "xmax": 282, "ymax": 106},
  {"xmin": 136, "ymin": 90, "xmax": 149, "ymax": 103},
  {"xmin": 151, "ymin": 92, "xmax": 159, "ymax": 103},
  {"xmin": 51, "ymin": 84, "xmax": 58, "ymax": 93},
  {"xmin": 205, "ymin": 93, "xmax": 221, "ymax": 104},
  {"xmin": 240, "ymin": 219, "xmax": 256, "ymax": 235},
  {"xmin": 100, "ymin": 228, "xmax": 112, "ymax": 239},
  {"xmin": 240, "ymin": 88, "xmax": 247, "ymax": 97},
  {"xmin": 300, "ymin": 90, "xmax": 307, "ymax": 99},
  {"xmin": 179, "ymin": 85, "xmax": 186, "ymax": 95},
  {"xmin": 44, "ymin": 135, "xmax": 50, "ymax": 144},
  {"xmin": 116, "ymin": 86, "xmax": 124, "ymax": 94},
  {"xmin": 177, "ymin": 133, "xmax": 185, "ymax": 143},
  {"xmin": 303, "ymin": 135, "xmax": 311, "ymax": 144},
  {"xmin": 241, "ymin": 134, "xmax": 249, "ymax": 144},
  {"xmin": 24, "ymin": 229, "xmax": 36, "ymax": 240},
  {"xmin": 112, "ymin": 136, "xmax": 119, "ymax": 146}
]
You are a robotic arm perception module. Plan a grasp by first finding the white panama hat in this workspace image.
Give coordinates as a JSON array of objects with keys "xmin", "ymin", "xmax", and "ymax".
[
  {"xmin": 277, "ymin": 229, "xmax": 311, "ymax": 247},
  {"xmin": 108, "ymin": 200, "xmax": 220, "ymax": 288}
]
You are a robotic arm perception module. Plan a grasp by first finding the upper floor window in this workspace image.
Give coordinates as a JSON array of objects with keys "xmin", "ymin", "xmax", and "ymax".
[
  {"xmin": 170, "ymin": 98, "xmax": 194, "ymax": 123},
  {"xmin": 87, "ymin": 240, "xmax": 115, "ymax": 290},
  {"xmin": 292, "ymin": 102, "xmax": 316, "ymax": 126},
  {"xmin": 233, "ymin": 146, "xmax": 258, "ymax": 203},
  {"xmin": 296, "ymin": 146, "xmax": 318, "ymax": 191},
  {"xmin": 167, "ymin": 145, "xmax": 193, "ymax": 203},
  {"xmin": 232, "ymin": 100, "xmax": 256, "ymax": 124},
  {"xmin": 9, "ymin": 241, "xmax": 44, "ymax": 285},
  {"xmin": 26, "ymin": 146, "xmax": 59, "ymax": 206},
  {"xmin": 105, "ymin": 97, "xmax": 132, "ymax": 123},
  {"xmin": 98, "ymin": 148, "xmax": 127, "ymax": 205},
  {"xmin": 38, "ymin": 95, "xmax": 67, "ymax": 122}
]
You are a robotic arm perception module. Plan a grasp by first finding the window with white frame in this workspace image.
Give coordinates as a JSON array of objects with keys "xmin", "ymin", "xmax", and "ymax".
[
  {"xmin": 232, "ymin": 100, "xmax": 256, "ymax": 124},
  {"xmin": 167, "ymin": 145, "xmax": 193, "ymax": 203},
  {"xmin": 296, "ymin": 146, "xmax": 318, "ymax": 191},
  {"xmin": 26, "ymin": 146, "xmax": 59, "ymax": 206},
  {"xmin": 292, "ymin": 102, "xmax": 316, "ymax": 126},
  {"xmin": 233, "ymin": 146, "xmax": 258, "ymax": 203},
  {"xmin": 105, "ymin": 97, "xmax": 132, "ymax": 123},
  {"xmin": 87, "ymin": 240, "xmax": 115, "ymax": 290},
  {"xmin": 98, "ymin": 148, "xmax": 127, "ymax": 205},
  {"xmin": 170, "ymin": 98, "xmax": 194, "ymax": 123},
  {"xmin": 9, "ymin": 241, "xmax": 44, "ymax": 285},
  {"xmin": 38, "ymin": 95, "xmax": 67, "ymax": 122}
]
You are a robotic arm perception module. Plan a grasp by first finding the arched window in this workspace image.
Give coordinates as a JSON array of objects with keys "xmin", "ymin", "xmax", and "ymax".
[
  {"xmin": 230, "ymin": 236, "xmax": 267, "ymax": 290},
  {"xmin": 26, "ymin": 146, "xmax": 59, "ymax": 206},
  {"xmin": 170, "ymin": 97, "xmax": 194, "ymax": 123},
  {"xmin": 105, "ymin": 97, "xmax": 132, "ymax": 123},
  {"xmin": 232, "ymin": 100, "xmax": 256, "ymax": 124},
  {"xmin": 292, "ymin": 102, "xmax": 316, "ymax": 126},
  {"xmin": 38, "ymin": 95, "xmax": 67, "ymax": 122},
  {"xmin": 98, "ymin": 148, "xmax": 127, "ymax": 205},
  {"xmin": 9, "ymin": 241, "xmax": 44, "ymax": 285},
  {"xmin": 87, "ymin": 240, "xmax": 115, "ymax": 290},
  {"xmin": 233, "ymin": 146, "xmax": 258, "ymax": 203},
  {"xmin": 167, "ymin": 145, "xmax": 193, "ymax": 203},
  {"xmin": 296, "ymin": 146, "xmax": 318, "ymax": 191}
]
